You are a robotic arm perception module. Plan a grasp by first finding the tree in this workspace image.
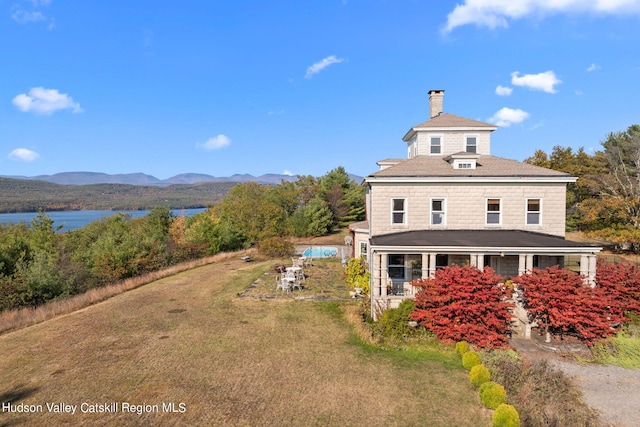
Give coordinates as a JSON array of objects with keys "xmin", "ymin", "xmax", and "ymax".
[
  {"xmin": 214, "ymin": 182, "xmax": 286, "ymax": 243},
  {"xmin": 317, "ymin": 166, "xmax": 365, "ymax": 228},
  {"xmin": 514, "ymin": 267, "xmax": 626, "ymax": 344},
  {"xmin": 411, "ymin": 265, "xmax": 513, "ymax": 348}
]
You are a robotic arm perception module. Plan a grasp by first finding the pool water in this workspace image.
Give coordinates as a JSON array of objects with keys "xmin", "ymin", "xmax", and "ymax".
[{"xmin": 302, "ymin": 247, "xmax": 338, "ymax": 258}]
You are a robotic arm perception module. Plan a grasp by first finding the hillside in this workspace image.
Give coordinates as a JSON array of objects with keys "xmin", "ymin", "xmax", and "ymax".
[
  {"xmin": 2, "ymin": 171, "xmax": 301, "ymax": 186},
  {"xmin": 0, "ymin": 178, "xmax": 237, "ymax": 212}
]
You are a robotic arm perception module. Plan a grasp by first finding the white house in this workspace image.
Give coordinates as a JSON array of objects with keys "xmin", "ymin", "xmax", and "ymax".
[{"xmin": 349, "ymin": 90, "xmax": 601, "ymax": 316}]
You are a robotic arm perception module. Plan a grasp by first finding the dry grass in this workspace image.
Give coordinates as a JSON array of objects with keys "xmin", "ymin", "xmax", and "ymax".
[{"xmin": 0, "ymin": 256, "xmax": 491, "ymax": 426}]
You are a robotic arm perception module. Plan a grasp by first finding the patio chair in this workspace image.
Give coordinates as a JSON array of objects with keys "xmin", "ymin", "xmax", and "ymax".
[{"xmin": 276, "ymin": 275, "xmax": 290, "ymax": 293}]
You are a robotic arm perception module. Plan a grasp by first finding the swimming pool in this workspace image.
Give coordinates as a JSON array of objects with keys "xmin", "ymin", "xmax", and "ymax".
[{"xmin": 302, "ymin": 246, "xmax": 338, "ymax": 258}]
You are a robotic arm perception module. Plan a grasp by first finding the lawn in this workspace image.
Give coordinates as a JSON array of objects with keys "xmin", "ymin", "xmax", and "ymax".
[{"xmin": 0, "ymin": 256, "xmax": 491, "ymax": 426}]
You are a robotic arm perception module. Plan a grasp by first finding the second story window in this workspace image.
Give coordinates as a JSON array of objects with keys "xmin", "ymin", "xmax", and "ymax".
[
  {"xmin": 527, "ymin": 199, "xmax": 541, "ymax": 225},
  {"xmin": 431, "ymin": 198, "xmax": 446, "ymax": 225},
  {"xmin": 466, "ymin": 136, "xmax": 477, "ymax": 153},
  {"xmin": 486, "ymin": 198, "xmax": 501, "ymax": 225},
  {"xmin": 391, "ymin": 198, "xmax": 406, "ymax": 225},
  {"xmin": 430, "ymin": 137, "xmax": 441, "ymax": 154}
]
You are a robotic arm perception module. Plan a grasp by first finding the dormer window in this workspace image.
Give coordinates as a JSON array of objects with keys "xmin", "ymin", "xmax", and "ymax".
[
  {"xmin": 466, "ymin": 136, "xmax": 477, "ymax": 153},
  {"xmin": 445, "ymin": 152, "xmax": 480, "ymax": 170},
  {"xmin": 430, "ymin": 136, "xmax": 441, "ymax": 154}
]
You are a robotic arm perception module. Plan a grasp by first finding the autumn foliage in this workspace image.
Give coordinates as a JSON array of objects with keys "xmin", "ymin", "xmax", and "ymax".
[
  {"xmin": 514, "ymin": 266, "xmax": 627, "ymax": 344},
  {"xmin": 410, "ymin": 265, "xmax": 513, "ymax": 349},
  {"xmin": 595, "ymin": 259, "xmax": 640, "ymax": 315}
]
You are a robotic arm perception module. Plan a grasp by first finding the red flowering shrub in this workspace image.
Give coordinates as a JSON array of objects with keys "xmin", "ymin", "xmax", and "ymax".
[
  {"xmin": 514, "ymin": 267, "xmax": 626, "ymax": 345},
  {"xmin": 595, "ymin": 259, "xmax": 640, "ymax": 315},
  {"xmin": 410, "ymin": 265, "xmax": 513, "ymax": 348}
]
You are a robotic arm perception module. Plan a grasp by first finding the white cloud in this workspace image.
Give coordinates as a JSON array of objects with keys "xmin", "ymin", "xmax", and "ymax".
[
  {"xmin": 8, "ymin": 148, "xmax": 39, "ymax": 162},
  {"xmin": 511, "ymin": 71, "xmax": 561, "ymax": 93},
  {"xmin": 488, "ymin": 107, "xmax": 530, "ymax": 127},
  {"xmin": 283, "ymin": 170, "xmax": 294, "ymax": 176},
  {"xmin": 11, "ymin": 0, "xmax": 54, "ymax": 27},
  {"xmin": 587, "ymin": 63, "xmax": 601, "ymax": 72},
  {"xmin": 443, "ymin": 0, "xmax": 640, "ymax": 33},
  {"xmin": 495, "ymin": 85, "xmax": 513, "ymax": 96},
  {"xmin": 12, "ymin": 87, "xmax": 83, "ymax": 114},
  {"xmin": 305, "ymin": 55, "xmax": 344, "ymax": 79},
  {"xmin": 197, "ymin": 134, "xmax": 231, "ymax": 151},
  {"xmin": 11, "ymin": 10, "xmax": 45, "ymax": 23}
]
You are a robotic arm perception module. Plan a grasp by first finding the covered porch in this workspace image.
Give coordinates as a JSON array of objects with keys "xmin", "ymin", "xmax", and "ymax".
[{"xmin": 368, "ymin": 230, "xmax": 601, "ymax": 314}]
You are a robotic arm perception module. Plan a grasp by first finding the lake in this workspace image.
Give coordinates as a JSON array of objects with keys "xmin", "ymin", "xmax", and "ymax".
[{"xmin": 0, "ymin": 208, "xmax": 207, "ymax": 232}]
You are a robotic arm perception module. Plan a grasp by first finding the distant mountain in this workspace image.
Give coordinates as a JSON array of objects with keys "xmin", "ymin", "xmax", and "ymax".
[{"xmin": 2, "ymin": 171, "xmax": 364, "ymax": 186}]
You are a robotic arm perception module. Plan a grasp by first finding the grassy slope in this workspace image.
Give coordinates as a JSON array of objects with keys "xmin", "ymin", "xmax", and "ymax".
[{"xmin": 0, "ymin": 258, "xmax": 491, "ymax": 426}]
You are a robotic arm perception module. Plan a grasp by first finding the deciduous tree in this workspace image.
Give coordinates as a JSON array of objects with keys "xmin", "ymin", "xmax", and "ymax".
[{"xmin": 411, "ymin": 265, "xmax": 513, "ymax": 348}]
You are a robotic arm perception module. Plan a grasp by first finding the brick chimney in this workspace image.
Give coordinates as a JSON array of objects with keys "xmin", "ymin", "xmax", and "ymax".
[{"xmin": 429, "ymin": 89, "xmax": 444, "ymax": 119}]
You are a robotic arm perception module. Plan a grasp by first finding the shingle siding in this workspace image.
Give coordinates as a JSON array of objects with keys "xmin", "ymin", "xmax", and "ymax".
[{"xmin": 369, "ymin": 182, "xmax": 567, "ymax": 237}]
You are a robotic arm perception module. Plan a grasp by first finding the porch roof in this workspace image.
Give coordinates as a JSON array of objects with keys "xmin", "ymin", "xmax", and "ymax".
[{"xmin": 370, "ymin": 229, "xmax": 600, "ymax": 251}]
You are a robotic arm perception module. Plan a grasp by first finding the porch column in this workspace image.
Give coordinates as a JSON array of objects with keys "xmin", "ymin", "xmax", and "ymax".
[
  {"xmin": 518, "ymin": 254, "xmax": 526, "ymax": 275},
  {"xmin": 580, "ymin": 254, "xmax": 589, "ymax": 278},
  {"xmin": 526, "ymin": 254, "xmax": 534, "ymax": 273},
  {"xmin": 428, "ymin": 253, "xmax": 437, "ymax": 278},
  {"xmin": 470, "ymin": 253, "xmax": 478, "ymax": 268},
  {"xmin": 587, "ymin": 254, "xmax": 597, "ymax": 287},
  {"xmin": 476, "ymin": 253, "xmax": 484, "ymax": 271},
  {"xmin": 421, "ymin": 253, "xmax": 429, "ymax": 281},
  {"xmin": 380, "ymin": 253, "xmax": 388, "ymax": 298},
  {"xmin": 372, "ymin": 252, "xmax": 381, "ymax": 298}
]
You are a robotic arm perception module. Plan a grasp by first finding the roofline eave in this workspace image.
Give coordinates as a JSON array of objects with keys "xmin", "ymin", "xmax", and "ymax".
[
  {"xmin": 369, "ymin": 245, "xmax": 602, "ymax": 254},
  {"xmin": 364, "ymin": 176, "xmax": 578, "ymax": 184}
]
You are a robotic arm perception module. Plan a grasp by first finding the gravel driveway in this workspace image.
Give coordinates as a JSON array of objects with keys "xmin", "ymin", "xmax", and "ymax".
[{"xmin": 512, "ymin": 338, "xmax": 640, "ymax": 427}]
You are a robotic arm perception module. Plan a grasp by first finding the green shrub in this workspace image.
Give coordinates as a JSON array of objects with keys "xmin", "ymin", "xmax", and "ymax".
[
  {"xmin": 492, "ymin": 403, "xmax": 520, "ymax": 427},
  {"xmin": 378, "ymin": 299, "xmax": 415, "ymax": 339},
  {"xmin": 462, "ymin": 350, "xmax": 481, "ymax": 370},
  {"xmin": 258, "ymin": 237, "xmax": 295, "ymax": 258},
  {"xmin": 455, "ymin": 341, "xmax": 469, "ymax": 355},
  {"xmin": 469, "ymin": 364, "xmax": 491, "ymax": 388},
  {"xmin": 479, "ymin": 381, "xmax": 507, "ymax": 409},
  {"xmin": 343, "ymin": 258, "xmax": 370, "ymax": 295}
]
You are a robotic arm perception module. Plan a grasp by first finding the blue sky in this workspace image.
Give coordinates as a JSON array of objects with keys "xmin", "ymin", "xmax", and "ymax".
[{"xmin": 1, "ymin": 1, "xmax": 639, "ymax": 180}]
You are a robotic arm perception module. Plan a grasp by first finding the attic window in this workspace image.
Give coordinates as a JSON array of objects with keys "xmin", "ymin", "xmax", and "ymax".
[{"xmin": 457, "ymin": 163, "xmax": 472, "ymax": 169}]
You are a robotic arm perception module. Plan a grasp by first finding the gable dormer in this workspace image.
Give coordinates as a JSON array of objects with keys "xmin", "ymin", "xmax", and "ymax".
[{"xmin": 404, "ymin": 90, "xmax": 497, "ymax": 159}]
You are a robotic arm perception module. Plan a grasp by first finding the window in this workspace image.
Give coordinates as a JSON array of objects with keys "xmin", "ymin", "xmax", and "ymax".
[
  {"xmin": 466, "ymin": 136, "xmax": 477, "ymax": 153},
  {"xmin": 388, "ymin": 254, "xmax": 405, "ymax": 279},
  {"xmin": 486, "ymin": 198, "xmax": 501, "ymax": 225},
  {"xmin": 435, "ymin": 254, "xmax": 449, "ymax": 270},
  {"xmin": 430, "ymin": 137, "xmax": 441, "ymax": 154},
  {"xmin": 457, "ymin": 163, "xmax": 472, "ymax": 169},
  {"xmin": 359, "ymin": 242, "xmax": 368, "ymax": 260},
  {"xmin": 391, "ymin": 198, "xmax": 406, "ymax": 225},
  {"xmin": 431, "ymin": 198, "xmax": 445, "ymax": 225},
  {"xmin": 527, "ymin": 199, "xmax": 541, "ymax": 225}
]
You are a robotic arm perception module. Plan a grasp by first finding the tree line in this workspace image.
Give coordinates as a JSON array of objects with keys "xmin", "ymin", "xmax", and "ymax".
[
  {"xmin": 0, "ymin": 178, "xmax": 236, "ymax": 212},
  {"xmin": 0, "ymin": 167, "xmax": 365, "ymax": 312},
  {"xmin": 525, "ymin": 124, "xmax": 640, "ymax": 251}
]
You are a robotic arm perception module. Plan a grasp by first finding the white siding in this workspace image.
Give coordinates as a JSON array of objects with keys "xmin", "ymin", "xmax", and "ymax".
[
  {"xmin": 413, "ymin": 130, "xmax": 492, "ymax": 156},
  {"xmin": 369, "ymin": 182, "xmax": 567, "ymax": 236}
]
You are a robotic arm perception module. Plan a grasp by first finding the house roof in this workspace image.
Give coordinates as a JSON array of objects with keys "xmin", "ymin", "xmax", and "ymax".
[
  {"xmin": 403, "ymin": 113, "xmax": 497, "ymax": 141},
  {"xmin": 370, "ymin": 229, "xmax": 600, "ymax": 251},
  {"xmin": 367, "ymin": 155, "xmax": 573, "ymax": 179},
  {"xmin": 348, "ymin": 220, "xmax": 369, "ymax": 231}
]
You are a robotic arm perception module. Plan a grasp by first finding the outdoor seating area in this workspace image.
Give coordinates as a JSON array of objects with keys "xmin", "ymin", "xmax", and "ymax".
[{"xmin": 275, "ymin": 256, "xmax": 313, "ymax": 294}]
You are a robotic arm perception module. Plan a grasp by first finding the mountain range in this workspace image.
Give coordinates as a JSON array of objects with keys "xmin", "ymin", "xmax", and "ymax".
[{"xmin": 1, "ymin": 172, "xmax": 308, "ymax": 186}]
